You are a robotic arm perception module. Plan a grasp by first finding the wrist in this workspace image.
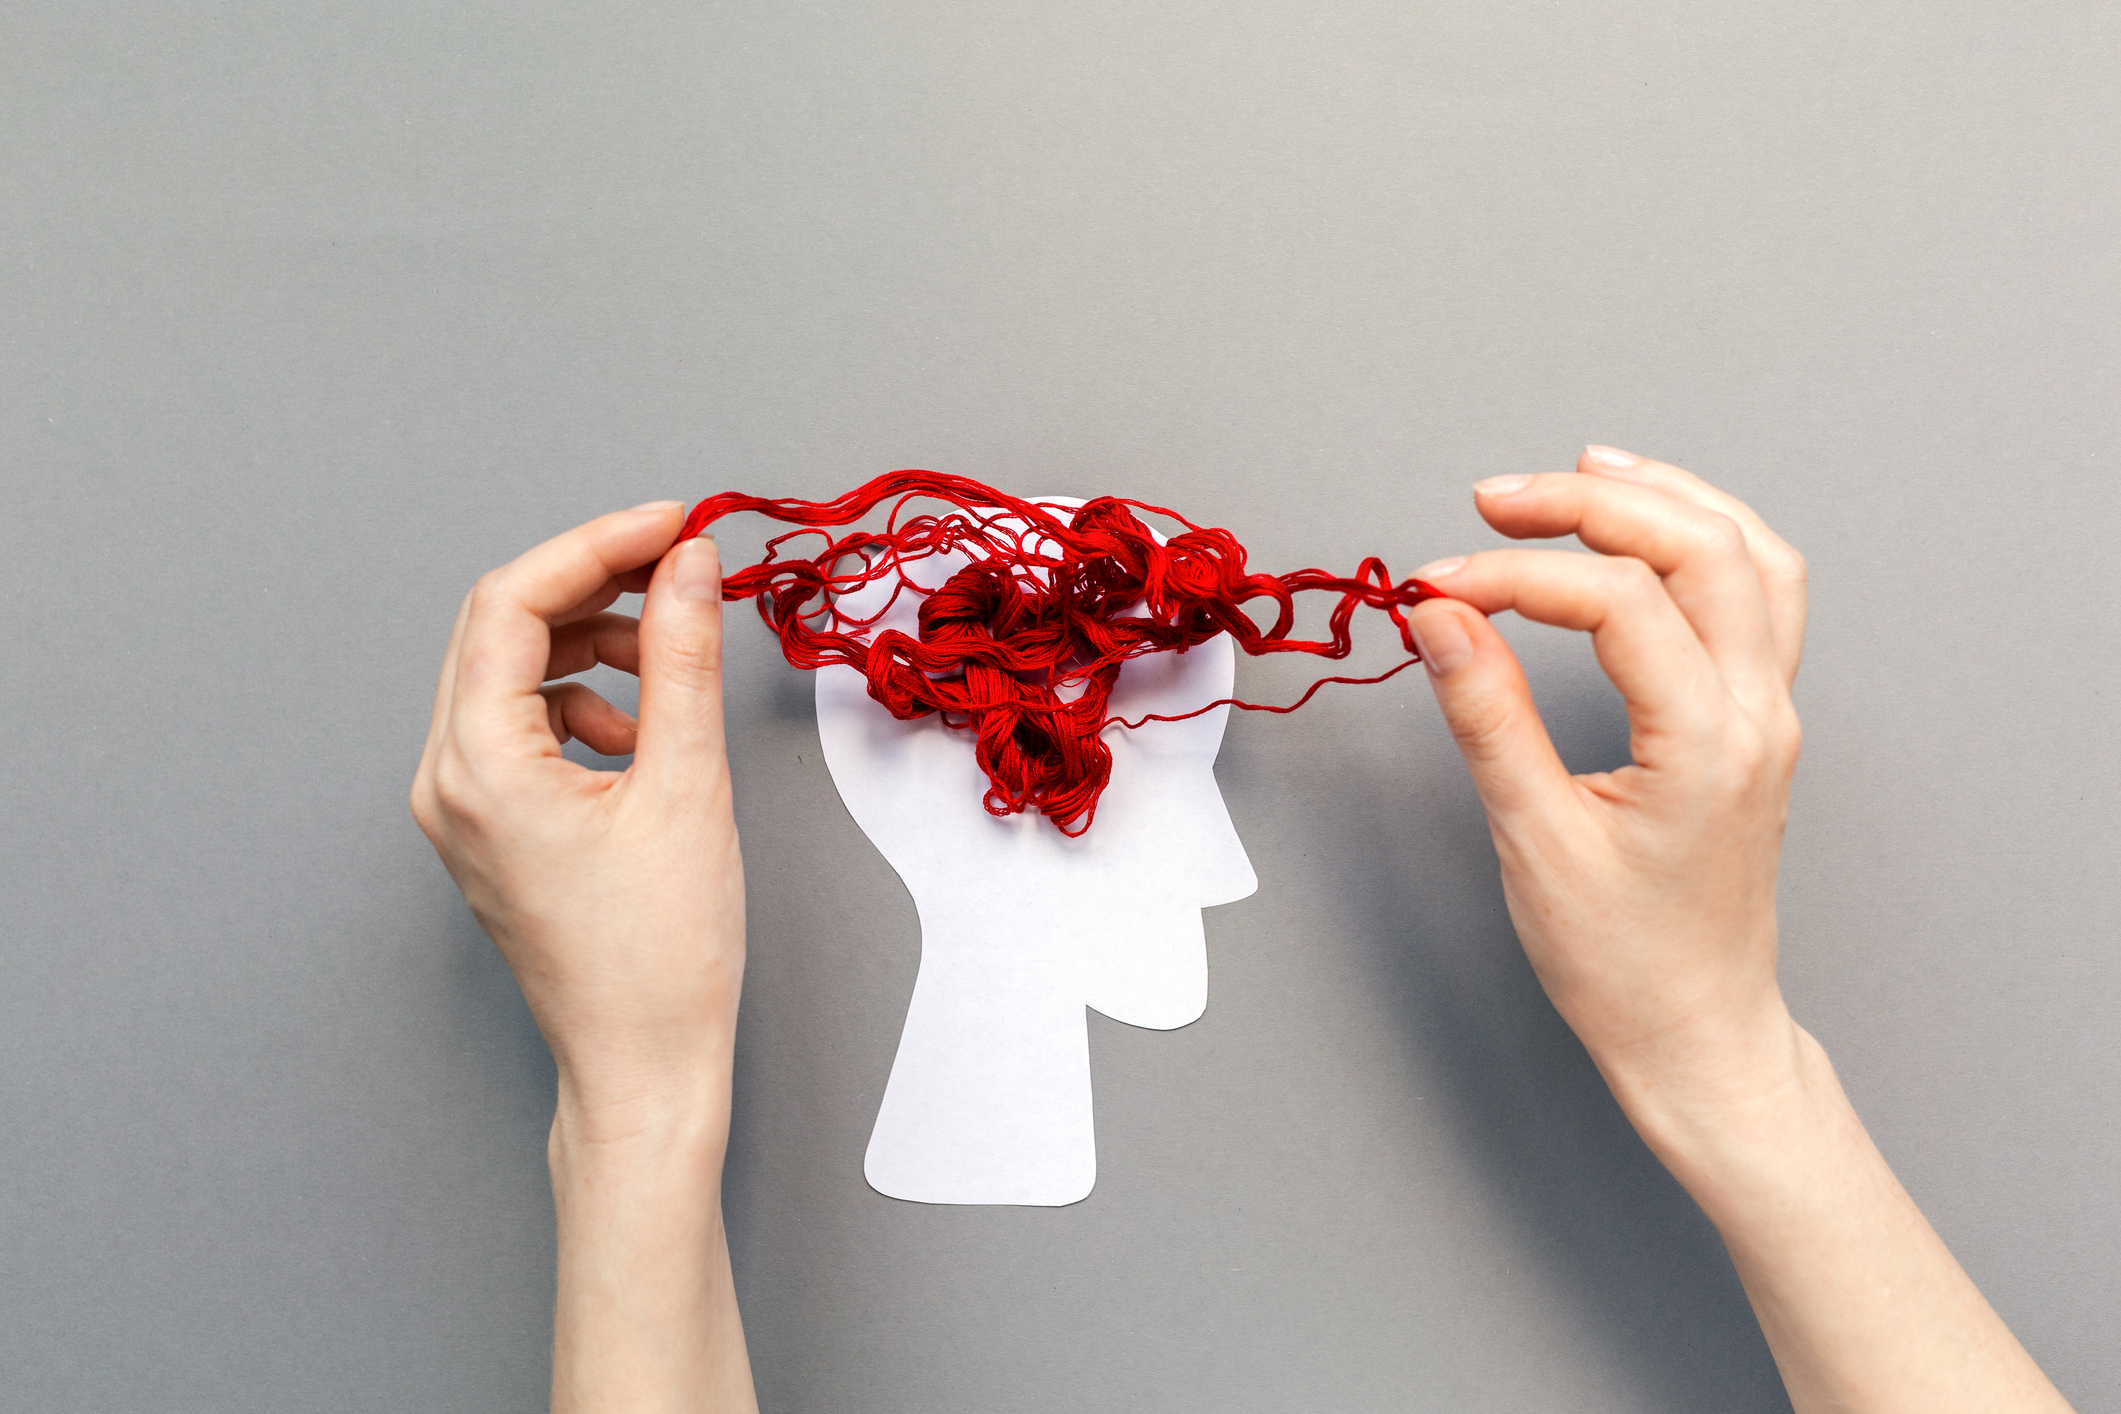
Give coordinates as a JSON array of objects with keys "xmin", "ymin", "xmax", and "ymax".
[
  {"xmin": 551, "ymin": 1049, "xmax": 735, "ymax": 1165},
  {"xmin": 549, "ymin": 1099, "xmax": 731, "ymax": 1238},
  {"xmin": 1577, "ymin": 966, "xmax": 1806, "ymax": 1127},
  {"xmin": 1602, "ymin": 1016, "xmax": 1855, "ymax": 1228},
  {"xmin": 1586, "ymin": 987, "xmax": 1808, "ymax": 1168}
]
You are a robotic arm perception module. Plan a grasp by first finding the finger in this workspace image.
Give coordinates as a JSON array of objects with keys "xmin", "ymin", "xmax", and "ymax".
[
  {"xmin": 1404, "ymin": 598, "xmax": 1579, "ymax": 824},
  {"xmin": 1578, "ymin": 447, "xmax": 1808, "ymax": 685},
  {"xmin": 449, "ymin": 502, "xmax": 685, "ymax": 756},
  {"xmin": 631, "ymin": 533, "xmax": 731, "ymax": 799},
  {"xmin": 541, "ymin": 682, "xmax": 640, "ymax": 755},
  {"xmin": 1413, "ymin": 548, "xmax": 1728, "ymax": 753},
  {"xmin": 546, "ymin": 612, "xmax": 642, "ymax": 681},
  {"xmin": 553, "ymin": 577, "xmax": 628, "ymax": 628},
  {"xmin": 1469, "ymin": 472, "xmax": 1783, "ymax": 713}
]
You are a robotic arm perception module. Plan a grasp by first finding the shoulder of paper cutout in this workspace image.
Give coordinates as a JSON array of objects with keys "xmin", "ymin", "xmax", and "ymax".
[{"xmin": 684, "ymin": 473, "xmax": 1445, "ymax": 1206}]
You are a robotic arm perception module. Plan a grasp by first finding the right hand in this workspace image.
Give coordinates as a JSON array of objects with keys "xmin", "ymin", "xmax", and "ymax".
[{"xmin": 1402, "ymin": 446, "xmax": 1810, "ymax": 1136}]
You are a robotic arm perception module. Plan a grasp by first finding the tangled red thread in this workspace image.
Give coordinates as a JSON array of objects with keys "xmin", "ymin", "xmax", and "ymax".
[{"xmin": 682, "ymin": 471, "xmax": 1448, "ymax": 835}]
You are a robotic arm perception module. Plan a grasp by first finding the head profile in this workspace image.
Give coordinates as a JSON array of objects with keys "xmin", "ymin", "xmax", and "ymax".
[{"xmin": 814, "ymin": 498, "xmax": 1253, "ymax": 1205}]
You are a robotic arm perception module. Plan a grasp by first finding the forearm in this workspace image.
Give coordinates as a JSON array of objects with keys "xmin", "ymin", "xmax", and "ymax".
[
  {"xmin": 1617, "ymin": 1023, "xmax": 2070, "ymax": 1414},
  {"xmin": 549, "ymin": 1085, "xmax": 758, "ymax": 1414}
]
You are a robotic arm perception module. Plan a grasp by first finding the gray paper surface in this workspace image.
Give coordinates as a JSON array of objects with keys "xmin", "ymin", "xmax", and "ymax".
[{"xmin": 3, "ymin": 3, "xmax": 2117, "ymax": 1410}]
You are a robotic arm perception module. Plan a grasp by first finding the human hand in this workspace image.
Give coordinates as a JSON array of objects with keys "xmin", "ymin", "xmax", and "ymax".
[
  {"xmin": 410, "ymin": 503, "xmax": 745, "ymax": 1146},
  {"xmin": 411, "ymin": 503, "xmax": 757, "ymax": 1411},
  {"xmin": 1402, "ymin": 452, "xmax": 2077, "ymax": 1414},
  {"xmin": 1403, "ymin": 447, "xmax": 1809, "ymax": 1138}
]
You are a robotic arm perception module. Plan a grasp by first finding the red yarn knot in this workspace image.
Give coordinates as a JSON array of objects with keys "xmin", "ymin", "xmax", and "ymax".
[{"xmin": 684, "ymin": 472, "xmax": 1447, "ymax": 835}]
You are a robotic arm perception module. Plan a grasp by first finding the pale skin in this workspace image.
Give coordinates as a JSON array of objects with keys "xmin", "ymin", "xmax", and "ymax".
[{"xmin": 411, "ymin": 451, "xmax": 2074, "ymax": 1413}]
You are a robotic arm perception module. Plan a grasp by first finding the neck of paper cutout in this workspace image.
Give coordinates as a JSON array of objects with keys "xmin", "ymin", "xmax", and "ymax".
[{"xmin": 683, "ymin": 471, "xmax": 1446, "ymax": 835}]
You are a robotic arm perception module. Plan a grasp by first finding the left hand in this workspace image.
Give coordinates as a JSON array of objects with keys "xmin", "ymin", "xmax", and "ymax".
[{"xmin": 409, "ymin": 502, "xmax": 746, "ymax": 1146}]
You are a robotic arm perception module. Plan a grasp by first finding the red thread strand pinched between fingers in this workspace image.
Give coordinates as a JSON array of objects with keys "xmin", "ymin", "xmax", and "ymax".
[{"xmin": 682, "ymin": 472, "xmax": 1446, "ymax": 835}]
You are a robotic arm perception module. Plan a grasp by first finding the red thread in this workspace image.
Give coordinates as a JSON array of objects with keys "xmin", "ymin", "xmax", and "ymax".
[{"xmin": 682, "ymin": 471, "xmax": 1448, "ymax": 835}]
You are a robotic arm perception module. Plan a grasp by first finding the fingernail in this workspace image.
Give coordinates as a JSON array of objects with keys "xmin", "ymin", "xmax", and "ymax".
[
  {"xmin": 1583, "ymin": 446, "xmax": 1642, "ymax": 471},
  {"xmin": 630, "ymin": 499, "xmax": 683, "ymax": 513},
  {"xmin": 1472, "ymin": 474, "xmax": 1533, "ymax": 497},
  {"xmin": 673, "ymin": 536, "xmax": 720, "ymax": 601},
  {"xmin": 1409, "ymin": 608, "xmax": 1474, "ymax": 676},
  {"xmin": 1411, "ymin": 555, "xmax": 1466, "ymax": 580}
]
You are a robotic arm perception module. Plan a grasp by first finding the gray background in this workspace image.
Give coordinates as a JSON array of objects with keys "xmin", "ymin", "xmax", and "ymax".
[{"xmin": 3, "ymin": 2, "xmax": 2116, "ymax": 1409}]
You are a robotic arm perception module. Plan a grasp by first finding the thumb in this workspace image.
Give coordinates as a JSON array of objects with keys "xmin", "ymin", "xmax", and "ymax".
[
  {"xmin": 1406, "ymin": 597, "xmax": 1574, "ymax": 823},
  {"xmin": 633, "ymin": 532, "xmax": 732, "ymax": 795}
]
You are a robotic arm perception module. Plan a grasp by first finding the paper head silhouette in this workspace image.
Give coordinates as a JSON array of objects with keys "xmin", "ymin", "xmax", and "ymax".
[{"xmin": 817, "ymin": 497, "xmax": 1256, "ymax": 1206}]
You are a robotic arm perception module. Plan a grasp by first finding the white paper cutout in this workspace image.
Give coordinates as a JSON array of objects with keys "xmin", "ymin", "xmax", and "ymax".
[{"xmin": 815, "ymin": 497, "xmax": 1258, "ymax": 1206}]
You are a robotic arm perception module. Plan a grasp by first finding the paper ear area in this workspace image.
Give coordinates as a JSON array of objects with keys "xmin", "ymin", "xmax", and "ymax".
[{"xmin": 814, "ymin": 492, "xmax": 1258, "ymax": 1207}]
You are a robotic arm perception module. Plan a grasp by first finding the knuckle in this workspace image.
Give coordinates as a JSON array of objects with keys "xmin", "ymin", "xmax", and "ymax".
[
  {"xmin": 540, "ymin": 685, "xmax": 578, "ymax": 738},
  {"xmin": 655, "ymin": 630, "xmax": 726, "ymax": 689},
  {"xmin": 1713, "ymin": 711, "xmax": 1804, "ymax": 791},
  {"xmin": 408, "ymin": 777, "xmax": 439, "ymax": 837},
  {"xmin": 1608, "ymin": 555, "xmax": 1662, "ymax": 599},
  {"xmin": 1771, "ymin": 704, "xmax": 1804, "ymax": 764},
  {"xmin": 465, "ymin": 570, "xmax": 521, "ymax": 622},
  {"xmin": 1698, "ymin": 511, "xmax": 1747, "ymax": 558},
  {"xmin": 1449, "ymin": 694, "xmax": 1517, "ymax": 764},
  {"xmin": 430, "ymin": 751, "xmax": 480, "ymax": 816},
  {"xmin": 1697, "ymin": 720, "xmax": 1771, "ymax": 800}
]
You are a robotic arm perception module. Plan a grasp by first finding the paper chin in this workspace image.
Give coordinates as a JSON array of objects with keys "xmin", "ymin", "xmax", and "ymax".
[{"xmin": 817, "ymin": 494, "xmax": 1256, "ymax": 1206}]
